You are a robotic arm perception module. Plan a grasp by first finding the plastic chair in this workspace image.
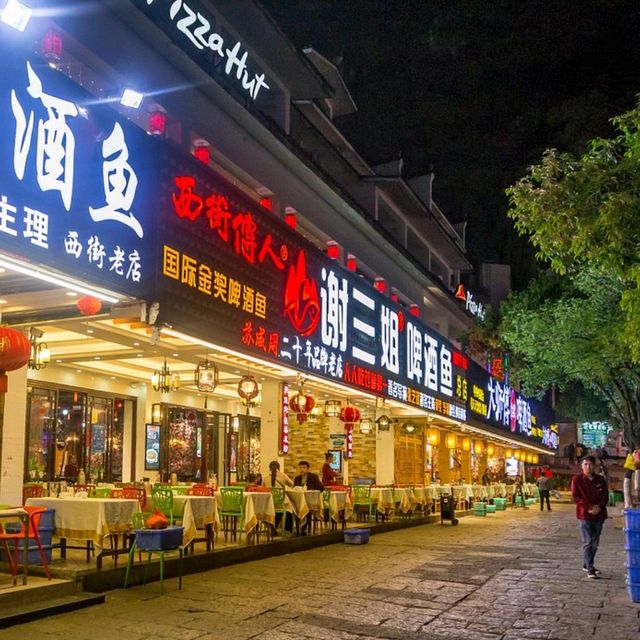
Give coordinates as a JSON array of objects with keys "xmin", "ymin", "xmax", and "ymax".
[
  {"xmin": 121, "ymin": 486, "xmax": 147, "ymax": 510},
  {"xmin": 124, "ymin": 512, "xmax": 183, "ymax": 594},
  {"xmin": 22, "ymin": 484, "xmax": 44, "ymax": 504},
  {"xmin": 172, "ymin": 486, "xmax": 189, "ymax": 496},
  {"xmin": 351, "ymin": 485, "xmax": 375, "ymax": 522},
  {"xmin": 187, "ymin": 485, "xmax": 214, "ymax": 496},
  {"xmin": 151, "ymin": 487, "xmax": 177, "ymax": 525},
  {"xmin": 0, "ymin": 506, "xmax": 52, "ymax": 584},
  {"xmin": 219, "ymin": 487, "xmax": 245, "ymax": 542},
  {"xmin": 89, "ymin": 487, "xmax": 113, "ymax": 498},
  {"xmin": 73, "ymin": 483, "xmax": 96, "ymax": 495},
  {"xmin": 269, "ymin": 487, "xmax": 287, "ymax": 538}
]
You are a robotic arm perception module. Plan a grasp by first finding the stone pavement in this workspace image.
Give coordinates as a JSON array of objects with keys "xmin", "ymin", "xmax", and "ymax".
[{"xmin": 1, "ymin": 502, "xmax": 638, "ymax": 640}]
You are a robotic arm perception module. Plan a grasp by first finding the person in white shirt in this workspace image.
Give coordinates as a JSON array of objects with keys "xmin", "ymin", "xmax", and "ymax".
[{"xmin": 263, "ymin": 460, "xmax": 293, "ymax": 488}]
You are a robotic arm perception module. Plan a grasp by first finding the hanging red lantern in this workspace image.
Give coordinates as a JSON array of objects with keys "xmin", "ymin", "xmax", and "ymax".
[
  {"xmin": 0, "ymin": 328, "xmax": 31, "ymax": 393},
  {"xmin": 284, "ymin": 211, "xmax": 297, "ymax": 229},
  {"xmin": 346, "ymin": 254, "xmax": 357, "ymax": 272},
  {"xmin": 374, "ymin": 278, "xmax": 386, "ymax": 294},
  {"xmin": 259, "ymin": 197, "xmax": 272, "ymax": 211},
  {"xmin": 77, "ymin": 296, "xmax": 102, "ymax": 316},
  {"xmin": 194, "ymin": 143, "xmax": 210, "ymax": 164},
  {"xmin": 41, "ymin": 30, "xmax": 63, "ymax": 62},
  {"xmin": 326, "ymin": 241, "xmax": 339, "ymax": 260},
  {"xmin": 289, "ymin": 392, "xmax": 315, "ymax": 423},
  {"xmin": 148, "ymin": 110, "xmax": 167, "ymax": 137},
  {"xmin": 409, "ymin": 303, "xmax": 420, "ymax": 317},
  {"xmin": 339, "ymin": 404, "xmax": 360, "ymax": 460}
]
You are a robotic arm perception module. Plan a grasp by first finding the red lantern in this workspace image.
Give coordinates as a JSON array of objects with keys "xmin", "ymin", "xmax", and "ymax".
[
  {"xmin": 0, "ymin": 328, "xmax": 31, "ymax": 393},
  {"xmin": 326, "ymin": 241, "xmax": 339, "ymax": 260},
  {"xmin": 409, "ymin": 303, "xmax": 420, "ymax": 317},
  {"xmin": 259, "ymin": 197, "xmax": 272, "ymax": 211},
  {"xmin": 284, "ymin": 211, "xmax": 297, "ymax": 229},
  {"xmin": 339, "ymin": 405, "xmax": 360, "ymax": 460},
  {"xmin": 346, "ymin": 254, "xmax": 357, "ymax": 272},
  {"xmin": 194, "ymin": 144, "xmax": 210, "ymax": 164},
  {"xmin": 77, "ymin": 296, "xmax": 102, "ymax": 316},
  {"xmin": 290, "ymin": 392, "xmax": 315, "ymax": 423},
  {"xmin": 148, "ymin": 110, "xmax": 166, "ymax": 137},
  {"xmin": 374, "ymin": 278, "xmax": 386, "ymax": 294},
  {"xmin": 42, "ymin": 30, "xmax": 63, "ymax": 62}
]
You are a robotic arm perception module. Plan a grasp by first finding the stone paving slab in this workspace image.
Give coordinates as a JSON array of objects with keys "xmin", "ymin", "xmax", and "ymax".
[{"xmin": 0, "ymin": 503, "xmax": 639, "ymax": 639}]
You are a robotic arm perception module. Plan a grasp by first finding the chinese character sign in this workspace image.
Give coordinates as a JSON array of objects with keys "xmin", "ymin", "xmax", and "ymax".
[{"xmin": 0, "ymin": 49, "xmax": 155, "ymax": 297}]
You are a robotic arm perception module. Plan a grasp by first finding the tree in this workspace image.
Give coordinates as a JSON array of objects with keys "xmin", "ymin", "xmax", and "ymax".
[
  {"xmin": 507, "ymin": 101, "xmax": 640, "ymax": 360},
  {"xmin": 500, "ymin": 269, "xmax": 640, "ymax": 448}
]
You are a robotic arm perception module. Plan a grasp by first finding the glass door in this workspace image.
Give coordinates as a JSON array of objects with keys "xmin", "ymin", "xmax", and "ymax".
[{"xmin": 25, "ymin": 387, "xmax": 56, "ymax": 481}]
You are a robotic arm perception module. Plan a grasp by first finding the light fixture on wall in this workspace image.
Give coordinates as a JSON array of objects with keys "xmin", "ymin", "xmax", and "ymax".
[
  {"xmin": 474, "ymin": 441, "xmax": 483, "ymax": 455},
  {"xmin": 427, "ymin": 427, "xmax": 440, "ymax": 446},
  {"xmin": 506, "ymin": 448, "xmax": 513, "ymax": 458},
  {"xmin": 403, "ymin": 421, "xmax": 418, "ymax": 434},
  {"xmin": 376, "ymin": 414, "xmax": 392, "ymax": 431},
  {"xmin": 359, "ymin": 418, "xmax": 373, "ymax": 434},
  {"xmin": 28, "ymin": 327, "xmax": 50, "ymax": 370},
  {"xmin": 445, "ymin": 433, "xmax": 457, "ymax": 450},
  {"xmin": 152, "ymin": 357, "xmax": 180, "ymax": 393},
  {"xmin": 487, "ymin": 443, "xmax": 495, "ymax": 457},
  {"xmin": 462, "ymin": 436, "xmax": 471, "ymax": 452},
  {"xmin": 324, "ymin": 399, "xmax": 341, "ymax": 417}
]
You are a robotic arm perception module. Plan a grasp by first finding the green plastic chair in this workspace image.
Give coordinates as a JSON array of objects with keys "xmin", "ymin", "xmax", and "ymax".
[
  {"xmin": 124, "ymin": 512, "xmax": 183, "ymax": 594},
  {"xmin": 219, "ymin": 487, "xmax": 245, "ymax": 542},
  {"xmin": 151, "ymin": 487, "xmax": 176, "ymax": 525},
  {"xmin": 269, "ymin": 487, "xmax": 287, "ymax": 537},
  {"xmin": 89, "ymin": 487, "xmax": 113, "ymax": 498},
  {"xmin": 172, "ymin": 486, "xmax": 189, "ymax": 496},
  {"xmin": 351, "ymin": 485, "xmax": 375, "ymax": 522}
]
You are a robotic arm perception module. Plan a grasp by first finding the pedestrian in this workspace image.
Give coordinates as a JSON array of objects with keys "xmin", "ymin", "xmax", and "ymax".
[
  {"xmin": 513, "ymin": 475, "xmax": 527, "ymax": 508},
  {"xmin": 571, "ymin": 455, "xmax": 608, "ymax": 578},
  {"xmin": 481, "ymin": 468, "xmax": 491, "ymax": 486},
  {"xmin": 536, "ymin": 474, "xmax": 552, "ymax": 511},
  {"xmin": 575, "ymin": 442, "xmax": 585, "ymax": 461},
  {"xmin": 567, "ymin": 442, "xmax": 576, "ymax": 465}
]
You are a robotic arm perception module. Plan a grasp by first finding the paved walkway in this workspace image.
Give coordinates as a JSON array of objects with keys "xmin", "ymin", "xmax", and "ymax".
[{"xmin": 2, "ymin": 503, "xmax": 638, "ymax": 639}]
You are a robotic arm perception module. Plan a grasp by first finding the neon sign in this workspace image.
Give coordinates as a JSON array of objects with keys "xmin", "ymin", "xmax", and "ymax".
[{"xmin": 138, "ymin": 0, "xmax": 270, "ymax": 101}]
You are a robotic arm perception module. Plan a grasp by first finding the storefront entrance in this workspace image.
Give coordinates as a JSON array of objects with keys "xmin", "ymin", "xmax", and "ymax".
[
  {"xmin": 26, "ymin": 385, "xmax": 131, "ymax": 483},
  {"xmin": 394, "ymin": 428, "xmax": 425, "ymax": 485}
]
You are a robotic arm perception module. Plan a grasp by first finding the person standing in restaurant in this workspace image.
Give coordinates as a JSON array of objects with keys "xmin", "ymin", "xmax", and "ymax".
[
  {"xmin": 322, "ymin": 452, "xmax": 339, "ymax": 486},
  {"xmin": 571, "ymin": 455, "xmax": 608, "ymax": 578},
  {"xmin": 536, "ymin": 473, "xmax": 552, "ymax": 511}
]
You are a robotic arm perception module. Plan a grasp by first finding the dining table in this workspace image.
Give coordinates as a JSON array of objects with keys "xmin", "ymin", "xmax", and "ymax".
[
  {"xmin": 215, "ymin": 491, "xmax": 275, "ymax": 537},
  {"xmin": 173, "ymin": 494, "xmax": 218, "ymax": 549},
  {"xmin": 326, "ymin": 490, "xmax": 352, "ymax": 523},
  {"xmin": 370, "ymin": 487, "xmax": 396, "ymax": 516},
  {"xmin": 27, "ymin": 495, "xmax": 138, "ymax": 568},
  {"xmin": 0, "ymin": 507, "xmax": 30, "ymax": 586}
]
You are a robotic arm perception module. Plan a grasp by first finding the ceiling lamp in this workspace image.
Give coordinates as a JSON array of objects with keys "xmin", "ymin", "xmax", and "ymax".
[
  {"xmin": 359, "ymin": 418, "xmax": 373, "ymax": 434},
  {"xmin": 445, "ymin": 433, "xmax": 457, "ymax": 450},
  {"xmin": 28, "ymin": 327, "xmax": 50, "ymax": 371},
  {"xmin": 475, "ymin": 441, "xmax": 483, "ymax": 455},
  {"xmin": 427, "ymin": 428, "xmax": 440, "ymax": 446},
  {"xmin": 462, "ymin": 436, "xmax": 471, "ymax": 452},
  {"xmin": 324, "ymin": 399, "xmax": 341, "ymax": 417},
  {"xmin": 376, "ymin": 414, "xmax": 392, "ymax": 432},
  {"xmin": 487, "ymin": 443, "xmax": 495, "ymax": 457},
  {"xmin": 41, "ymin": 29, "xmax": 63, "ymax": 62},
  {"xmin": 120, "ymin": 88, "xmax": 144, "ymax": 109},
  {"xmin": 237, "ymin": 374, "xmax": 259, "ymax": 403},
  {"xmin": 152, "ymin": 358, "xmax": 180, "ymax": 393},
  {"xmin": 1, "ymin": 0, "xmax": 32, "ymax": 32},
  {"xmin": 195, "ymin": 358, "xmax": 219, "ymax": 392}
]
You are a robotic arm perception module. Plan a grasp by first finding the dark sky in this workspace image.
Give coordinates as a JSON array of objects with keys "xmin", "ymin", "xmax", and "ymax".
[{"xmin": 261, "ymin": 0, "xmax": 640, "ymax": 288}]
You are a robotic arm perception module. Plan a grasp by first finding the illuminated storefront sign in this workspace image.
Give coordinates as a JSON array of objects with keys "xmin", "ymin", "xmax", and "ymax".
[
  {"xmin": 0, "ymin": 47, "xmax": 155, "ymax": 297},
  {"xmin": 466, "ymin": 360, "xmax": 558, "ymax": 450},
  {"xmin": 455, "ymin": 284, "xmax": 486, "ymax": 321},
  {"xmin": 155, "ymin": 162, "xmax": 468, "ymax": 418},
  {"xmin": 133, "ymin": 0, "xmax": 270, "ymax": 101}
]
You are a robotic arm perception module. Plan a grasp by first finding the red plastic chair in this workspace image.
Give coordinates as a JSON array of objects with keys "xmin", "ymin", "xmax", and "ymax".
[
  {"xmin": 0, "ymin": 506, "xmax": 52, "ymax": 584},
  {"xmin": 187, "ymin": 485, "xmax": 213, "ymax": 496},
  {"xmin": 121, "ymin": 487, "xmax": 147, "ymax": 510},
  {"xmin": 22, "ymin": 484, "xmax": 44, "ymax": 504},
  {"xmin": 73, "ymin": 483, "xmax": 96, "ymax": 495}
]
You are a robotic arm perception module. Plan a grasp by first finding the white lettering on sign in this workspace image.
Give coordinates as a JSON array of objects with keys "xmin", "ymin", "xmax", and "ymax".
[
  {"xmin": 380, "ymin": 305, "xmax": 399, "ymax": 374},
  {"xmin": 145, "ymin": 0, "xmax": 270, "ymax": 101},
  {"xmin": 465, "ymin": 290, "xmax": 486, "ymax": 321},
  {"xmin": 320, "ymin": 267, "xmax": 348, "ymax": 353}
]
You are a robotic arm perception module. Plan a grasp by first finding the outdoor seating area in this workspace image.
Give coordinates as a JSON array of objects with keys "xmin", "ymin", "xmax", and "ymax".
[{"xmin": 0, "ymin": 478, "xmax": 542, "ymax": 592}]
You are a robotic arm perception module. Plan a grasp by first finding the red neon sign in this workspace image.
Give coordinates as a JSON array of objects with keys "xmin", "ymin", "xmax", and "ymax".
[{"xmin": 283, "ymin": 250, "xmax": 320, "ymax": 336}]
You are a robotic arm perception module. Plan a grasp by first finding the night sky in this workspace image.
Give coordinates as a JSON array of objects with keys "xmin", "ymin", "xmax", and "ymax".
[{"xmin": 261, "ymin": 0, "xmax": 640, "ymax": 288}]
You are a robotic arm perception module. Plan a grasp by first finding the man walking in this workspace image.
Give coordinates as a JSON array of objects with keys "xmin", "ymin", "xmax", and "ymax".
[
  {"xmin": 571, "ymin": 455, "xmax": 608, "ymax": 578},
  {"xmin": 536, "ymin": 473, "xmax": 552, "ymax": 511}
]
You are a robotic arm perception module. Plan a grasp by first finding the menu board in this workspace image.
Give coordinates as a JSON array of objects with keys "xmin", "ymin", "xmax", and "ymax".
[{"xmin": 145, "ymin": 423, "xmax": 160, "ymax": 471}]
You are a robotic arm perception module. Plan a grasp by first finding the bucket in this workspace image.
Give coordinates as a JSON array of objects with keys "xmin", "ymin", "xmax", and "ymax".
[
  {"xmin": 343, "ymin": 528, "xmax": 370, "ymax": 545},
  {"xmin": 628, "ymin": 582, "xmax": 640, "ymax": 603},
  {"xmin": 624, "ymin": 509, "xmax": 640, "ymax": 531},
  {"xmin": 625, "ymin": 547, "xmax": 640, "ymax": 567}
]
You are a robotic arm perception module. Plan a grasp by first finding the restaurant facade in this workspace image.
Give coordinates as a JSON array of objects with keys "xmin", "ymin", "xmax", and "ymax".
[{"xmin": 0, "ymin": 0, "xmax": 557, "ymax": 505}]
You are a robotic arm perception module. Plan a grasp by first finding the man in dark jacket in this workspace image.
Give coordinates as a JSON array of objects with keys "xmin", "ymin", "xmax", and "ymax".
[
  {"xmin": 571, "ymin": 455, "xmax": 608, "ymax": 578},
  {"xmin": 293, "ymin": 461, "xmax": 324, "ymax": 534}
]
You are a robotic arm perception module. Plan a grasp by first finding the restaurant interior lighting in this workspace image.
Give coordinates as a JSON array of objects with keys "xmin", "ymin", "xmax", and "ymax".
[
  {"xmin": 28, "ymin": 327, "xmax": 50, "ymax": 370},
  {"xmin": 152, "ymin": 358, "xmax": 180, "ymax": 393},
  {"xmin": 120, "ymin": 88, "xmax": 144, "ymax": 109},
  {"xmin": 324, "ymin": 399, "xmax": 341, "ymax": 417},
  {"xmin": 195, "ymin": 358, "xmax": 219, "ymax": 392},
  {"xmin": 445, "ymin": 433, "xmax": 457, "ymax": 449},
  {"xmin": 1, "ymin": 0, "xmax": 31, "ymax": 31}
]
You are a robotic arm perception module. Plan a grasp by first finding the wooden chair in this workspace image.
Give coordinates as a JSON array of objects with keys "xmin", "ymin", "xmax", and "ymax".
[{"xmin": 22, "ymin": 484, "xmax": 44, "ymax": 504}]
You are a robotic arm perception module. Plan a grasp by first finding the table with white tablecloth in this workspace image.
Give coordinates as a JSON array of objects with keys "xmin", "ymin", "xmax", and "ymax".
[
  {"xmin": 27, "ymin": 496, "xmax": 138, "ymax": 567},
  {"xmin": 173, "ymin": 495, "xmax": 218, "ymax": 548},
  {"xmin": 326, "ymin": 490, "xmax": 352, "ymax": 522}
]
